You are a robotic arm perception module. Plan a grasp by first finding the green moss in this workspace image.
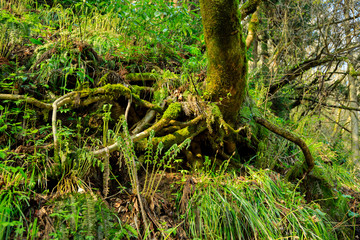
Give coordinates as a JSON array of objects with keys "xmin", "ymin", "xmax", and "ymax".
[
  {"xmin": 154, "ymin": 126, "xmax": 193, "ymax": 149},
  {"xmin": 162, "ymin": 102, "xmax": 182, "ymax": 120},
  {"xmin": 210, "ymin": 103, "xmax": 222, "ymax": 118},
  {"xmin": 200, "ymin": 0, "xmax": 248, "ymax": 122},
  {"xmin": 98, "ymin": 73, "xmax": 110, "ymax": 85},
  {"xmin": 137, "ymin": 125, "xmax": 198, "ymax": 151},
  {"xmin": 99, "ymin": 83, "xmax": 132, "ymax": 101},
  {"xmin": 103, "ymin": 83, "xmax": 130, "ymax": 95},
  {"xmin": 130, "ymin": 85, "xmax": 143, "ymax": 95}
]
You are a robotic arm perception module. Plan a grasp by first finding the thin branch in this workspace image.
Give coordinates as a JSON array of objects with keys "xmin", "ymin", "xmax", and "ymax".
[
  {"xmin": 320, "ymin": 112, "xmax": 350, "ymax": 133},
  {"xmin": 308, "ymin": 12, "xmax": 360, "ymax": 31},
  {"xmin": 269, "ymin": 55, "xmax": 342, "ymax": 95},
  {"xmin": 300, "ymin": 97, "xmax": 360, "ymax": 111}
]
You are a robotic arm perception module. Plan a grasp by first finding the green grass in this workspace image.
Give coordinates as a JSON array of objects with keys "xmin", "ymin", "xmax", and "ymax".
[{"xmin": 186, "ymin": 168, "xmax": 342, "ymax": 240}]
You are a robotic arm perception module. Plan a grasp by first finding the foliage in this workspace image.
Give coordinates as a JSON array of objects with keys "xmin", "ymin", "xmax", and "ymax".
[
  {"xmin": 186, "ymin": 167, "xmax": 342, "ymax": 240},
  {"xmin": 0, "ymin": 162, "xmax": 36, "ymax": 239},
  {"xmin": 0, "ymin": 0, "xmax": 359, "ymax": 239},
  {"xmin": 50, "ymin": 192, "xmax": 133, "ymax": 239},
  {"xmin": 142, "ymin": 130, "xmax": 191, "ymax": 199}
]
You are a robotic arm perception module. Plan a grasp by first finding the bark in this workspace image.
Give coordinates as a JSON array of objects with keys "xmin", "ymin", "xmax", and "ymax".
[
  {"xmin": 200, "ymin": 0, "xmax": 247, "ymax": 122},
  {"xmin": 345, "ymin": 0, "xmax": 359, "ymax": 166}
]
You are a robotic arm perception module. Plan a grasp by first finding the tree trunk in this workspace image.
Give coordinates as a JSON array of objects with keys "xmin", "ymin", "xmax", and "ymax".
[
  {"xmin": 200, "ymin": 0, "xmax": 247, "ymax": 123},
  {"xmin": 345, "ymin": 0, "xmax": 359, "ymax": 166},
  {"xmin": 349, "ymin": 75, "xmax": 359, "ymax": 165}
]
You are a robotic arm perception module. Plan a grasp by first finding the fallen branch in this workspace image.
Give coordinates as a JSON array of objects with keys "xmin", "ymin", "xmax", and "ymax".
[
  {"xmin": 132, "ymin": 101, "xmax": 167, "ymax": 134},
  {"xmin": 93, "ymin": 102, "xmax": 183, "ymax": 157},
  {"xmin": 254, "ymin": 117, "xmax": 315, "ymax": 178},
  {"xmin": 0, "ymin": 84, "xmax": 164, "ymax": 154}
]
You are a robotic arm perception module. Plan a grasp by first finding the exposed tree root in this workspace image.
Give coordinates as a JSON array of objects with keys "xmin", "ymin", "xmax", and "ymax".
[
  {"xmin": 0, "ymin": 93, "xmax": 52, "ymax": 109},
  {"xmin": 254, "ymin": 116, "xmax": 315, "ymax": 179},
  {"xmin": 4, "ymin": 82, "xmax": 316, "ymax": 179}
]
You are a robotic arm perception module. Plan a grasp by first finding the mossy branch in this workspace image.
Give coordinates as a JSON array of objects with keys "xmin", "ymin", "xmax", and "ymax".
[
  {"xmin": 93, "ymin": 102, "xmax": 184, "ymax": 157},
  {"xmin": 137, "ymin": 122, "xmax": 207, "ymax": 151},
  {"xmin": 240, "ymin": 0, "xmax": 261, "ymax": 20},
  {"xmin": 0, "ymin": 94, "xmax": 52, "ymax": 109},
  {"xmin": 246, "ymin": 9, "xmax": 259, "ymax": 49},
  {"xmin": 1, "ymin": 83, "xmax": 164, "ymax": 156},
  {"xmin": 254, "ymin": 117, "xmax": 315, "ymax": 178}
]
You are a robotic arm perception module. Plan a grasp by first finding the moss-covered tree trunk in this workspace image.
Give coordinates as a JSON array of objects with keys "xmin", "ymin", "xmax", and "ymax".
[{"xmin": 200, "ymin": 0, "xmax": 247, "ymax": 122}]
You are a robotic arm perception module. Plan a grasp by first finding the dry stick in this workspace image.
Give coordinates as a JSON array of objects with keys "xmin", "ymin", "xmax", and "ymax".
[
  {"xmin": 254, "ymin": 117, "xmax": 315, "ymax": 177},
  {"xmin": 132, "ymin": 109, "xmax": 157, "ymax": 134},
  {"xmin": 132, "ymin": 101, "xmax": 167, "ymax": 134},
  {"xmin": 133, "ymin": 154, "xmax": 150, "ymax": 239},
  {"xmin": 124, "ymin": 97, "xmax": 132, "ymax": 122}
]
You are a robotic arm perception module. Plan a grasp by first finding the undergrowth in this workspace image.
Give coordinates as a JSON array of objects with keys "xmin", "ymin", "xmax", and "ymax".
[
  {"xmin": 0, "ymin": 0, "xmax": 359, "ymax": 239},
  {"xmin": 186, "ymin": 167, "xmax": 345, "ymax": 240}
]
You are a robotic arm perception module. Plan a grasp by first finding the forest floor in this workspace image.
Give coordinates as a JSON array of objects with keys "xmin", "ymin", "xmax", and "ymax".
[{"xmin": 1, "ymin": 1, "xmax": 360, "ymax": 239}]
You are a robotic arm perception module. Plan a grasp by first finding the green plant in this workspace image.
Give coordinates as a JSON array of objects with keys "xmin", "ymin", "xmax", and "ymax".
[
  {"xmin": 51, "ymin": 121, "xmax": 100, "ymax": 195},
  {"xmin": 50, "ymin": 192, "xmax": 132, "ymax": 239},
  {"xmin": 0, "ymin": 163, "xmax": 35, "ymax": 239},
  {"xmin": 186, "ymin": 168, "xmax": 342, "ymax": 239},
  {"xmin": 142, "ymin": 130, "xmax": 191, "ymax": 200},
  {"xmin": 102, "ymin": 104, "xmax": 112, "ymax": 197}
]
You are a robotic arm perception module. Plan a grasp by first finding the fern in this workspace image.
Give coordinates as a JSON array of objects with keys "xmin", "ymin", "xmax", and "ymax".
[
  {"xmin": 84, "ymin": 194, "xmax": 97, "ymax": 238},
  {"xmin": 144, "ymin": 137, "xmax": 191, "ymax": 200},
  {"xmin": 50, "ymin": 193, "xmax": 125, "ymax": 239}
]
